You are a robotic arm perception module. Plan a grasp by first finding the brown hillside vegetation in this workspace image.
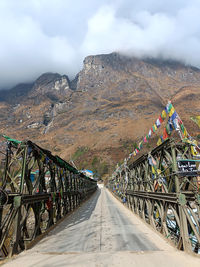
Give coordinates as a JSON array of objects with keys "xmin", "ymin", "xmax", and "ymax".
[{"xmin": 0, "ymin": 53, "xmax": 199, "ymax": 176}]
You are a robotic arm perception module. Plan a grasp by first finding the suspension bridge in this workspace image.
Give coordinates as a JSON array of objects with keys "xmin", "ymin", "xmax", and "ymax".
[{"xmin": 0, "ymin": 119, "xmax": 199, "ymax": 266}]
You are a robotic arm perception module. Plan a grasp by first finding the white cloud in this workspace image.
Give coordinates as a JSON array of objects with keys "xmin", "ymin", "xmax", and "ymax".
[{"xmin": 0, "ymin": 0, "xmax": 200, "ymax": 88}]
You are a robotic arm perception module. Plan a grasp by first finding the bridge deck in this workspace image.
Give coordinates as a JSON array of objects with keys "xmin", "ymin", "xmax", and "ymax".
[{"xmin": 3, "ymin": 186, "xmax": 200, "ymax": 267}]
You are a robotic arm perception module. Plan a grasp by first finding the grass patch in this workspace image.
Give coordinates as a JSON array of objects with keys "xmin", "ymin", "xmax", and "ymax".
[{"xmin": 72, "ymin": 146, "xmax": 89, "ymax": 161}]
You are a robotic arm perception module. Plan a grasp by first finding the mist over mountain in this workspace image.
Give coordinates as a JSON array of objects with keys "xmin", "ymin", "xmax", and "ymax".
[
  {"xmin": 0, "ymin": 53, "xmax": 199, "ymax": 174},
  {"xmin": 1, "ymin": 0, "xmax": 200, "ymax": 89}
]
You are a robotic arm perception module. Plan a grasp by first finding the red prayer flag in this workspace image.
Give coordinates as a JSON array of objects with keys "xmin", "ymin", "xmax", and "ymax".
[
  {"xmin": 163, "ymin": 128, "xmax": 169, "ymax": 140},
  {"xmin": 159, "ymin": 115, "xmax": 163, "ymax": 123}
]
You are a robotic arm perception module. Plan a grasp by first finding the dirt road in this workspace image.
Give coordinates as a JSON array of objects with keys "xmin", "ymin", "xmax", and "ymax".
[{"xmin": 3, "ymin": 185, "xmax": 200, "ymax": 266}]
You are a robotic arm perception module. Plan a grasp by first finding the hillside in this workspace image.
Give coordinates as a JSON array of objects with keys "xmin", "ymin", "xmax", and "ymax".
[{"xmin": 0, "ymin": 53, "xmax": 199, "ymax": 176}]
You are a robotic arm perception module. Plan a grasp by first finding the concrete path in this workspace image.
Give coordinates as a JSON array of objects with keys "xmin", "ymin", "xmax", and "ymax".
[{"xmin": 3, "ymin": 185, "xmax": 200, "ymax": 266}]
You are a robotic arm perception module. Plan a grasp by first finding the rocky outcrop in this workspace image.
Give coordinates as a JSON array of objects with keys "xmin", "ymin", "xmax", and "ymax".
[
  {"xmin": 0, "ymin": 72, "xmax": 72, "ymax": 105},
  {"xmin": 0, "ymin": 53, "xmax": 200, "ymax": 170},
  {"xmin": 75, "ymin": 52, "xmax": 200, "ymax": 99},
  {"xmin": 33, "ymin": 73, "xmax": 70, "ymax": 94}
]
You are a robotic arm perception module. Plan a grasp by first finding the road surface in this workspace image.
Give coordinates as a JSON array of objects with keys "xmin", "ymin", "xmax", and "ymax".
[{"xmin": 3, "ymin": 185, "xmax": 200, "ymax": 266}]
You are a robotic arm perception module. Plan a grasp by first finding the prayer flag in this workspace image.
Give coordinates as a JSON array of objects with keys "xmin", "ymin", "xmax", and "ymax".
[
  {"xmin": 181, "ymin": 124, "xmax": 185, "ymax": 133},
  {"xmin": 148, "ymin": 155, "xmax": 157, "ymax": 166},
  {"xmin": 191, "ymin": 146, "xmax": 198, "ymax": 157},
  {"xmin": 161, "ymin": 110, "xmax": 167, "ymax": 119},
  {"xmin": 171, "ymin": 111, "xmax": 177, "ymax": 121},
  {"xmin": 191, "ymin": 116, "xmax": 200, "ymax": 128},
  {"xmin": 148, "ymin": 156, "xmax": 153, "ymax": 166},
  {"xmin": 172, "ymin": 118, "xmax": 178, "ymax": 130},
  {"xmin": 139, "ymin": 141, "xmax": 143, "ymax": 149},
  {"xmin": 157, "ymin": 169, "xmax": 162, "ymax": 175},
  {"xmin": 183, "ymin": 127, "xmax": 188, "ymax": 137},
  {"xmin": 190, "ymin": 140, "xmax": 199, "ymax": 156},
  {"xmin": 169, "ymin": 106, "xmax": 175, "ymax": 117},
  {"xmin": 157, "ymin": 138, "xmax": 162, "ymax": 146},
  {"xmin": 152, "ymin": 156, "xmax": 157, "ymax": 166},
  {"xmin": 159, "ymin": 115, "xmax": 163, "ymax": 123},
  {"xmin": 163, "ymin": 128, "xmax": 169, "ymax": 140},
  {"xmin": 156, "ymin": 118, "xmax": 161, "ymax": 128},
  {"xmin": 169, "ymin": 121, "xmax": 173, "ymax": 131},
  {"xmin": 167, "ymin": 103, "xmax": 173, "ymax": 113},
  {"xmin": 152, "ymin": 166, "xmax": 156, "ymax": 174},
  {"xmin": 165, "ymin": 123, "xmax": 171, "ymax": 135},
  {"xmin": 149, "ymin": 129, "xmax": 152, "ymax": 137},
  {"xmin": 148, "ymin": 157, "xmax": 153, "ymax": 165}
]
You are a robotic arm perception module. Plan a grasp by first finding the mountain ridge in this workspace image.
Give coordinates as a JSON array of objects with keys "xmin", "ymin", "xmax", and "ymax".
[{"xmin": 0, "ymin": 52, "xmax": 199, "ymax": 176}]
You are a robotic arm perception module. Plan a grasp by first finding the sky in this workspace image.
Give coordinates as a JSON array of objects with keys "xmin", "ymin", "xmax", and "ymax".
[{"xmin": 0, "ymin": 0, "xmax": 200, "ymax": 89}]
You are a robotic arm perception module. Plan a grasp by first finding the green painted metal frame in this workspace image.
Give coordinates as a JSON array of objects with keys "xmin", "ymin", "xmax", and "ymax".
[
  {"xmin": 0, "ymin": 139, "xmax": 97, "ymax": 258},
  {"xmin": 108, "ymin": 139, "xmax": 200, "ymax": 254}
]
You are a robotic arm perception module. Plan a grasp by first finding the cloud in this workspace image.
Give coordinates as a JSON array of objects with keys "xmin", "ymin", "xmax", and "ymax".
[{"xmin": 0, "ymin": 0, "xmax": 200, "ymax": 88}]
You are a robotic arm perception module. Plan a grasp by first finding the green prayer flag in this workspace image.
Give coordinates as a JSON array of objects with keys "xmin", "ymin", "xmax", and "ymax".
[
  {"xmin": 180, "ymin": 124, "xmax": 185, "ymax": 133},
  {"xmin": 2, "ymin": 134, "xmax": 22, "ymax": 146},
  {"xmin": 168, "ymin": 103, "xmax": 173, "ymax": 112},
  {"xmin": 165, "ymin": 124, "xmax": 171, "ymax": 135}
]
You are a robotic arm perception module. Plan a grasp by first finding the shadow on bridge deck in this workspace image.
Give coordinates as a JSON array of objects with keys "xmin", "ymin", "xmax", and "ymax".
[
  {"xmin": 3, "ymin": 187, "xmax": 200, "ymax": 267},
  {"xmin": 50, "ymin": 188, "xmax": 101, "ymax": 233}
]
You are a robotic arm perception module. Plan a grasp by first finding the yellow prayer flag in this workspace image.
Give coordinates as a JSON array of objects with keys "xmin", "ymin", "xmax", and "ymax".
[
  {"xmin": 191, "ymin": 146, "xmax": 197, "ymax": 156},
  {"xmin": 191, "ymin": 116, "xmax": 200, "ymax": 128},
  {"xmin": 133, "ymin": 151, "xmax": 136, "ymax": 156},
  {"xmin": 156, "ymin": 210, "xmax": 160, "ymax": 218},
  {"xmin": 161, "ymin": 110, "xmax": 167, "ymax": 119},
  {"xmin": 183, "ymin": 127, "xmax": 188, "ymax": 138},
  {"xmin": 152, "ymin": 166, "xmax": 156, "ymax": 174},
  {"xmin": 157, "ymin": 138, "xmax": 162, "ymax": 146},
  {"xmin": 154, "ymin": 124, "xmax": 157, "ymax": 131},
  {"xmin": 191, "ymin": 140, "xmax": 199, "ymax": 157},
  {"xmin": 157, "ymin": 169, "xmax": 162, "ymax": 175},
  {"xmin": 169, "ymin": 106, "xmax": 175, "ymax": 117}
]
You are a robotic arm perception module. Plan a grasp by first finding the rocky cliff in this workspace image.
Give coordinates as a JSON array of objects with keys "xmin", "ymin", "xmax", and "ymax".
[{"xmin": 0, "ymin": 53, "xmax": 199, "ymax": 175}]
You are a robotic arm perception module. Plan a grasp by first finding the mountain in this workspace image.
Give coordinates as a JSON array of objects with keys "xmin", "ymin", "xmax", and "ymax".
[{"xmin": 0, "ymin": 53, "xmax": 199, "ymax": 176}]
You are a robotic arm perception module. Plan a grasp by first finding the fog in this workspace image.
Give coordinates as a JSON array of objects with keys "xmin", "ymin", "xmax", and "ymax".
[{"xmin": 0, "ymin": 0, "xmax": 200, "ymax": 88}]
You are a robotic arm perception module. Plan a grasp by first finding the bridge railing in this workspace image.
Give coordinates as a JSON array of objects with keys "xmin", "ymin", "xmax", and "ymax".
[
  {"xmin": 108, "ymin": 139, "xmax": 200, "ymax": 254},
  {"xmin": 0, "ymin": 138, "xmax": 97, "ymax": 258}
]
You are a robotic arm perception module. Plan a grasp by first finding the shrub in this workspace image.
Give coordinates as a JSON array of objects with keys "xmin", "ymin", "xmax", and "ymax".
[{"xmin": 72, "ymin": 146, "xmax": 89, "ymax": 161}]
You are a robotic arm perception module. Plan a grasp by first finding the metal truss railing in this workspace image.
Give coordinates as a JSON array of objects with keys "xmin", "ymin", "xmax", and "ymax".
[
  {"xmin": 0, "ymin": 139, "xmax": 97, "ymax": 258},
  {"xmin": 108, "ymin": 139, "xmax": 200, "ymax": 254}
]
